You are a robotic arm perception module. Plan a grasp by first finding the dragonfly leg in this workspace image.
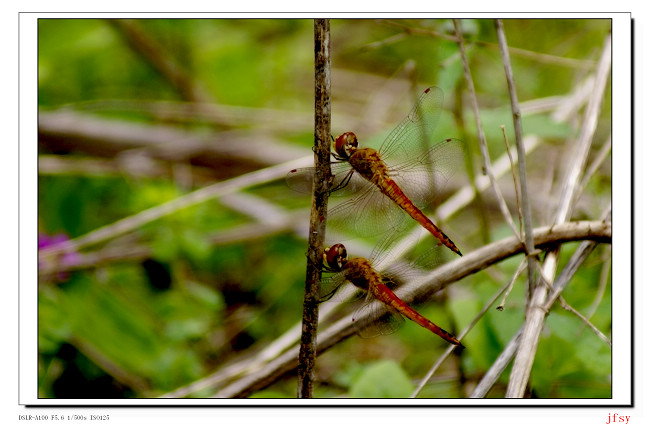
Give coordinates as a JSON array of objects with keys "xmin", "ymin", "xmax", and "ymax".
[{"xmin": 330, "ymin": 169, "xmax": 355, "ymax": 193}]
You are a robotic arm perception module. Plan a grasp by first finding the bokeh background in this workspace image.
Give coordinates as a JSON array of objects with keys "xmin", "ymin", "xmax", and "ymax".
[{"xmin": 37, "ymin": 18, "xmax": 612, "ymax": 399}]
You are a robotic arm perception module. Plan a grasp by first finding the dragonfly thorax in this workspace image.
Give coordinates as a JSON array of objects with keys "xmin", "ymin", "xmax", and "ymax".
[
  {"xmin": 343, "ymin": 257, "xmax": 380, "ymax": 292},
  {"xmin": 348, "ymin": 146, "xmax": 388, "ymax": 184}
]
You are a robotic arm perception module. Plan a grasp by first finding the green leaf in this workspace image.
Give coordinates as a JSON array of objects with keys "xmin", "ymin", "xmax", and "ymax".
[
  {"xmin": 348, "ymin": 360, "xmax": 414, "ymax": 398},
  {"xmin": 180, "ymin": 228, "xmax": 213, "ymax": 262}
]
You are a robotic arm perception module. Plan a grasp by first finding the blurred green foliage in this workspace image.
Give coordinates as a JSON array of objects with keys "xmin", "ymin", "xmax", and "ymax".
[
  {"xmin": 38, "ymin": 18, "xmax": 611, "ymax": 399},
  {"xmin": 348, "ymin": 360, "xmax": 415, "ymax": 398}
]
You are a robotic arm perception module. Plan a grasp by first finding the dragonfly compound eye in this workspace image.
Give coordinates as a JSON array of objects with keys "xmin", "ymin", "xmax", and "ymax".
[
  {"xmin": 325, "ymin": 243, "xmax": 348, "ymax": 271},
  {"xmin": 334, "ymin": 132, "xmax": 358, "ymax": 159}
]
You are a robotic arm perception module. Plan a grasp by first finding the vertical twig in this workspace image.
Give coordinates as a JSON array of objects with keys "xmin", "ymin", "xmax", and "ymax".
[
  {"xmin": 584, "ymin": 248, "xmax": 611, "ymax": 321},
  {"xmin": 469, "ymin": 328, "xmax": 523, "ymax": 398},
  {"xmin": 505, "ymin": 33, "xmax": 611, "ymax": 398},
  {"xmin": 453, "ymin": 20, "xmax": 520, "ymax": 241},
  {"xmin": 576, "ymin": 136, "xmax": 612, "ymax": 200},
  {"xmin": 494, "ymin": 17, "xmax": 540, "ymax": 397},
  {"xmin": 466, "ymin": 64, "xmax": 603, "ymax": 399},
  {"xmin": 411, "ymin": 273, "xmax": 514, "ymax": 397},
  {"xmin": 501, "ymin": 125, "xmax": 524, "ymax": 237},
  {"xmin": 496, "ymin": 257, "xmax": 528, "ymax": 310},
  {"xmin": 297, "ymin": 19, "xmax": 331, "ymax": 398},
  {"xmin": 452, "ymin": 81, "xmax": 491, "ymax": 245},
  {"xmin": 494, "ymin": 19, "xmax": 537, "ymax": 294},
  {"xmin": 470, "ymin": 210, "xmax": 611, "ymax": 398}
]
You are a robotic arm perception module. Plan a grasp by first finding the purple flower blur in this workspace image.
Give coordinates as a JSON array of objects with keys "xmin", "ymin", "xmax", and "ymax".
[{"xmin": 39, "ymin": 232, "xmax": 82, "ymax": 281}]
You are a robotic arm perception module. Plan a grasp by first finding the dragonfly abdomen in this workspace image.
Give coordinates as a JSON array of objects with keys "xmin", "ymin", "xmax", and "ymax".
[
  {"xmin": 371, "ymin": 283, "xmax": 462, "ymax": 347},
  {"xmin": 379, "ymin": 176, "xmax": 462, "ymax": 256},
  {"xmin": 348, "ymin": 145, "xmax": 462, "ymax": 256}
]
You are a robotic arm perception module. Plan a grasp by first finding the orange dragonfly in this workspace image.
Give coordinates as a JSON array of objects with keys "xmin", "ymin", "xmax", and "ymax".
[
  {"xmin": 288, "ymin": 86, "xmax": 464, "ymax": 256},
  {"xmin": 321, "ymin": 239, "xmax": 463, "ymax": 347}
]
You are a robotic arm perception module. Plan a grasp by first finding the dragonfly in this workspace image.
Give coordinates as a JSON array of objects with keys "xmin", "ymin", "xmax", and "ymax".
[
  {"xmin": 287, "ymin": 86, "xmax": 464, "ymax": 256},
  {"xmin": 321, "ymin": 237, "xmax": 463, "ymax": 347}
]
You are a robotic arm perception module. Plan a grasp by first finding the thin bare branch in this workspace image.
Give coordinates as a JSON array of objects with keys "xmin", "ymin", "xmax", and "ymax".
[
  {"xmin": 451, "ymin": 80, "xmax": 491, "ymax": 245},
  {"xmin": 39, "ymin": 155, "xmax": 313, "ymax": 260},
  {"xmin": 412, "ymin": 268, "xmax": 515, "ymax": 397},
  {"xmin": 501, "ymin": 126, "xmax": 524, "ymax": 236},
  {"xmin": 67, "ymin": 98, "xmax": 315, "ymax": 133},
  {"xmin": 378, "ymin": 20, "xmax": 598, "ymax": 70},
  {"xmin": 454, "ymin": 20, "xmax": 520, "ymax": 245},
  {"xmin": 557, "ymin": 296, "xmax": 612, "ymax": 348},
  {"xmin": 472, "ymin": 211, "xmax": 611, "ymax": 398},
  {"xmin": 70, "ymin": 336, "xmax": 152, "ymax": 395},
  {"xmin": 212, "ymin": 221, "xmax": 610, "ymax": 398},
  {"xmin": 38, "ymin": 154, "xmax": 169, "ymax": 179},
  {"xmin": 40, "ymin": 205, "xmax": 310, "ymax": 278},
  {"xmin": 506, "ymin": 34, "xmax": 611, "ymax": 398},
  {"xmin": 470, "ymin": 327, "xmax": 523, "ymax": 398},
  {"xmin": 496, "ymin": 257, "xmax": 528, "ymax": 311},
  {"xmin": 38, "ymin": 110, "xmax": 308, "ymax": 168},
  {"xmin": 584, "ymin": 249, "xmax": 611, "ymax": 321},
  {"xmin": 297, "ymin": 19, "xmax": 332, "ymax": 398},
  {"xmin": 495, "ymin": 18, "xmax": 537, "ymax": 300},
  {"xmin": 577, "ymin": 135, "xmax": 612, "ymax": 200}
]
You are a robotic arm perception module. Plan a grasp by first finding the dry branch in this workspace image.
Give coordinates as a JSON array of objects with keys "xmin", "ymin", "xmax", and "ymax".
[
  {"xmin": 454, "ymin": 19, "xmax": 520, "ymax": 243},
  {"xmin": 39, "ymin": 110, "xmax": 308, "ymax": 169},
  {"xmin": 494, "ymin": 19, "xmax": 536, "ymax": 299},
  {"xmin": 506, "ymin": 34, "xmax": 612, "ymax": 398},
  {"xmin": 38, "ymin": 154, "xmax": 313, "ymax": 261},
  {"xmin": 471, "ymin": 209, "xmax": 611, "ymax": 398},
  {"xmin": 213, "ymin": 220, "xmax": 610, "ymax": 398},
  {"xmin": 296, "ymin": 18, "xmax": 332, "ymax": 398}
]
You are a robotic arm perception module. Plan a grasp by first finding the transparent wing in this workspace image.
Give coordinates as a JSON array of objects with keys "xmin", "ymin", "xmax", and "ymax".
[
  {"xmin": 328, "ymin": 88, "xmax": 463, "ymax": 241},
  {"xmin": 375, "ymin": 87, "xmax": 464, "ymax": 214},
  {"xmin": 287, "ymin": 87, "xmax": 464, "ymax": 244},
  {"xmin": 287, "ymin": 162, "xmax": 405, "ymax": 239},
  {"xmin": 365, "ymin": 228, "xmax": 445, "ymax": 279},
  {"xmin": 319, "ymin": 270, "xmax": 365, "ymax": 304},
  {"xmin": 379, "ymin": 230, "xmax": 450, "ymax": 285},
  {"xmin": 336, "ymin": 231, "xmax": 450, "ymax": 339},
  {"xmin": 378, "ymin": 86, "xmax": 444, "ymax": 161},
  {"xmin": 326, "ymin": 185, "xmax": 406, "ymax": 239},
  {"xmin": 285, "ymin": 162, "xmax": 366, "ymax": 197},
  {"xmin": 352, "ymin": 298, "xmax": 404, "ymax": 338},
  {"xmin": 285, "ymin": 166, "xmax": 317, "ymax": 194},
  {"xmin": 386, "ymin": 137, "xmax": 466, "ymax": 212}
]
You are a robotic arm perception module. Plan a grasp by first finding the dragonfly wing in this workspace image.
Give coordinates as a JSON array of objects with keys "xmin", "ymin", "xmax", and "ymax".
[
  {"xmin": 327, "ymin": 185, "xmax": 407, "ymax": 239},
  {"xmin": 368, "ymin": 226, "xmax": 427, "ymax": 262},
  {"xmin": 320, "ymin": 271, "xmax": 366, "ymax": 303},
  {"xmin": 286, "ymin": 162, "xmax": 362, "ymax": 196},
  {"xmin": 320, "ymin": 271, "xmax": 347, "ymax": 303},
  {"xmin": 373, "ymin": 230, "xmax": 448, "ymax": 288},
  {"xmin": 387, "ymin": 137, "xmax": 466, "ymax": 210},
  {"xmin": 378, "ymin": 86, "xmax": 444, "ymax": 161},
  {"xmin": 353, "ymin": 299, "xmax": 404, "ymax": 338},
  {"xmin": 285, "ymin": 166, "xmax": 316, "ymax": 194}
]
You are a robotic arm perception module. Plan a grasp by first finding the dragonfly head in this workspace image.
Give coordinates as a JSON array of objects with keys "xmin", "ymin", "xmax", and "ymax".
[
  {"xmin": 333, "ymin": 132, "xmax": 358, "ymax": 160},
  {"xmin": 323, "ymin": 243, "xmax": 348, "ymax": 271}
]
